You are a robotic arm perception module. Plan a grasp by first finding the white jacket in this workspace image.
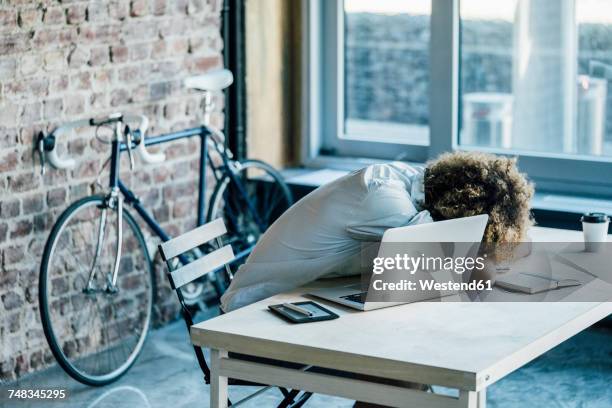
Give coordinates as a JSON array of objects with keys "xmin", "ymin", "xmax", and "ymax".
[{"xmin": 220, "ymin": 162, "xmax": 433, "ymax": 311}]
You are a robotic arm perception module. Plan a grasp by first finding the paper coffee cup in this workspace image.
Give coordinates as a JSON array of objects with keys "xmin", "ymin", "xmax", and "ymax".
[{"xmin": 581, "ymin": 212, "xmax": 609, "ymax": 252}]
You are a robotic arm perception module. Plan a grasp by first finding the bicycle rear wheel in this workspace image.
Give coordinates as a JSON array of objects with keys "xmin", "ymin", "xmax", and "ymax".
[
  {"xmin": 39, "ymin": 195, "xmax": 155, "ymax": 386},
  {"xmin": 207, "ymin": 159, "xmax": 293, "ymax": 269}
]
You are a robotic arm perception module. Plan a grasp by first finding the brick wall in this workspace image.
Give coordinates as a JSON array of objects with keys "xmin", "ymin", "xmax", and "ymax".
[{"xmin": 0, "ymin": 0, "xmax": 224, "ymax": 381}]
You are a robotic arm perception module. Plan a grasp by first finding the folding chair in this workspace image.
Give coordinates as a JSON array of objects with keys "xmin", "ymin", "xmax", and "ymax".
[{"xmin": 158, "ymin": 218, "xmax": 312, "ymax": 407}]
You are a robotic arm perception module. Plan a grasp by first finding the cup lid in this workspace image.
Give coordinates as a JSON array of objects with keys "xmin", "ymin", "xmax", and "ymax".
[{"xmin": 581, "ymin": 212, "xmax": 609, "ymax": 223}]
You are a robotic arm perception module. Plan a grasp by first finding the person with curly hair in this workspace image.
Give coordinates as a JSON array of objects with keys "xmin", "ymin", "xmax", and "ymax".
[
  {"xmin": 423, "ymin": 151, "xmax": 534, "ymax": 244},
  {"xmin": 221, "ymin": 151, "xmax": 534, "ymax": 312}
]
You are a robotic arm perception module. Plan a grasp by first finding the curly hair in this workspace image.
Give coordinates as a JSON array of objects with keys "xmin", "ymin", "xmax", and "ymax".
[{"xmin": 422, "ymin": 151, "xmax": 534, "ymax": 243}]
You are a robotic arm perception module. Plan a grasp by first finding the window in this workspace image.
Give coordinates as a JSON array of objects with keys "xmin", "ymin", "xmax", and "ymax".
[
  {"xmin": 344, "ymin": 0, "xmax": 431, "ymax": 147},
  {"xmin": 315, "ymin": 0, "xmax": 430, "ymax": 160},
  {"xmin": 460, "ymin": 0, "xmax": 612, "ymax": 158},
  {"xmin": 307, "ymin": 0, "xmax": 612, "ymax": 196}
]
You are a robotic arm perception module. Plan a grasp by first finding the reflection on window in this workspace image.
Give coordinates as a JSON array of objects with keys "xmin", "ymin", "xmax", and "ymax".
[
  {"xmin": 460, "ymin": 0, "xmax": 612, "ymax": 157},
  {"xmin": 344, "ymin": 0, "xmax": 430, "ymax": 145}
]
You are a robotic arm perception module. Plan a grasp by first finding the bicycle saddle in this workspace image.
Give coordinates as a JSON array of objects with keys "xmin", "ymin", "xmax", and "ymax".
[{"xmin": 184, "ymin": 69, "xmax": 234, "ymax": 91}]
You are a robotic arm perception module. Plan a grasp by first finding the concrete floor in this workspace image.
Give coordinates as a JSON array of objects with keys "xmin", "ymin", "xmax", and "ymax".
[{"xmin": 1, "ymin": 313, "xmax": 611, "ymax": 408}]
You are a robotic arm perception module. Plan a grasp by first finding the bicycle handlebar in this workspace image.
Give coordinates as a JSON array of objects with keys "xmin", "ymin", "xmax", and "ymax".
[{"xmin": 44, "ymin": 114, "xmax": 165, "ymax": 170}]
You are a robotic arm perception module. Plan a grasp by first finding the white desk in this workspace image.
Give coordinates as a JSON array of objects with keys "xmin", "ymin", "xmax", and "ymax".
[{"xmin": 191, "ymin": 227, "xmax": 612, "ymax": 408}]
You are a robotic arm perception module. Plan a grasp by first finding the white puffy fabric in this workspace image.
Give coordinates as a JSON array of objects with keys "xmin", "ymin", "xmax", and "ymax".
[{"xmin": 221, "ymin": 162, "xmax": 433, "ymax": 312}]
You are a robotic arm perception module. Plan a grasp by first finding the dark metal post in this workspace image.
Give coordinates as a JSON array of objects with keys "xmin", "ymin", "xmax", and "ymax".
[
  {"xmin": 222, "ymin": 0, "xmax": 247, "ymax": 160},
  {"xmin": 197, "ymin": 132, "xmax": 208, "ymax": 226}
]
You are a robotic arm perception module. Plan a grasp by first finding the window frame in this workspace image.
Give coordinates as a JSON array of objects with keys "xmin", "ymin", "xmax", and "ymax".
[{"xmin": 301, "ymin": 0, "xmax": 612, "ymax": 197}]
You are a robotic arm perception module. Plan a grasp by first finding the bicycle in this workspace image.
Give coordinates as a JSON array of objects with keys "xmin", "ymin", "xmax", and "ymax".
[{"xmin": 37, "ymin": 69, "xmax": 294, "ymax": 386}]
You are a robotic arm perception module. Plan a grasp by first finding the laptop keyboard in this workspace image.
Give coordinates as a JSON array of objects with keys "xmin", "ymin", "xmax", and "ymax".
[{"xmin": 341, "ymin": 292, "xmax": 367, "ymax": 304}]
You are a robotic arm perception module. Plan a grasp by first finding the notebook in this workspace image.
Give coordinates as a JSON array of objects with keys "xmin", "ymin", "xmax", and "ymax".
[{"xmin": 495, "ymin": 273, "xmax": 581, "ymax": 294}]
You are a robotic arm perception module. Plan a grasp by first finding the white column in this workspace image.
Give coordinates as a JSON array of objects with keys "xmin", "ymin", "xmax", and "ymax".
[{"xmin": 512, "ymin": 0, "xmax": 577, "ymax": 153}]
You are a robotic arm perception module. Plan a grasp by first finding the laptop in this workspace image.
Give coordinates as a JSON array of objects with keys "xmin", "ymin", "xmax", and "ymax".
[{"xmin": 309, "ymin": 214, "xmax": 489, "ymax": 311}]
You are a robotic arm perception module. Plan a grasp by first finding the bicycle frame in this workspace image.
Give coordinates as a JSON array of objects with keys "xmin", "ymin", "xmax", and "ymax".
[{"xmin": 113, "ymin": 126, "xmax": 258, "ymax": 267}]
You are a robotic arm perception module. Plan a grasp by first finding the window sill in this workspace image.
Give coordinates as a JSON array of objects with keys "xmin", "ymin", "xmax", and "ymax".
[{"xmin": 281, "ymin": 167, "xmax": 612, "ymax": 230}]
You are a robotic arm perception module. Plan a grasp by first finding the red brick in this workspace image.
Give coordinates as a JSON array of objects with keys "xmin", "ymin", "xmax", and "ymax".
[
  {"xmin": 90, "ymin": 92, "xmax": 107, "ymax": 109},
  {"xmin": 191, "ymin": 56, "xmax": 222, "ymax": 73},
  {"xmin": 43, "ymin": 98, "xmax": 63, "ymax": 120},
  {"xmin": 173, "ymin": 0, "xmax": 189, "ymax": 14},
  {"xmin": 10, "ymin": 219, "xmax": 33, "ymax": 238},
  {"xmin": 162, "ymin": 180, "xmax": 196, "ymax": 199},
  {"xmin": 89, "ymin": 46, "xmax": 109, "ymax": 66},
  {"xmin": 22, "ymin": 194, "xmax": 44, "ymax": 215},
  {"xmin": 109, "ymin": 0, "xmax": 130, "ymax": 20},
  {"xmin": 110, "ymin": 88, "xmax": 130, "ymax": 106},
  {"xmin": 33, "ymin": 212, "xmax": 54, "ymax": 233},
  {"xmin": 130, "ymin": 0, "xmax": 148, "ymax": 17},
  {"xmin": 164, "ymin": 102, "xmax": 185, "ymax": 120},
  {"xmin": 9, "ymin": 173, "xmax": 40, "ymax": 193},
  {"xmin": 3, "ymin": 245, "xmax": 24, "ymax": 266},
  {"xmin": 44, "ymin": 50, "xmax": 65, "ymax": 72},
  {"xmin": 0, "ymin": 222, "xmax": 7, "ymax": 243},
  {"xmin": 118, "ymin": 65, "xmax": 141, "ymax": 82},
  {"xmin": 0, "ymin": 104, "xmax": 20, "ymax": 127},
  {"xmin": 21, "ymin": 102, "xmax": 42, "ymax": 123},
  {"xmin": 71, "ymin": 71, "xmax": 92, "ymax": 90},
  {"xmin": 0, "ymin": 9, "xmax": 17, "ymax": 28},
  {"xmin": 92, "ymin": 69, "xmax": 113, "ymax": 90},
  {"xmin": 110, "ymin": 45, "xmax": 128, "ymax": 63},
  {"xmin": 5, "ymin": 77, "xmax": 49, "ymax": 98},
  {"xmin": 69, "ymin": 182, "xmax": 90, "ymax": 200},
  {"xmin": 0, "ymin": 151, "xmax": 19, "ymax": 172},
  {"xmin": 2, "ymin": 292, "xmax": 23, "ymax": 311},
  {"xmin": 47, "ymin": 188, "xmax": 67, "ymax": 207},
  {"xmin": 167, "ymin": 38, "xmax": 189, "ymax": 56},
  {"xmin": 123, "ymin": 20, "xmax": 157, "ymax": 41},
  {"xmin": 153, "ymin": 0, "xmax": 167, "ymax": 15},
  {"xmin": 0, "ymin": 32, "xmax": 29, "ymax": 55},
  {"xmin": 153, "ymin": 204, "xmax": 170, "ymax": 222},
  {"xmin": 18, "ymin": 8, "xmax": 41, "ymax": 27},
  {"xmin": 43, "ymin": 7, "xmax": 65, "ymax": 25},
  {"xmin": 151, "ymin": 40, "xmax": 166, "ymax": 58},
  {"xmin": 172, "ymin": 200, "xmax": 193, "ymax": 218},
  {"xmin": 64, "ymin": 94, "xmax": 86, "ymax": 115},
  {"xmin": 66, "ymin": 4, "xmax": 87, "ymax": 24},
  {"xmin": 68, "ymin": 138, "xmax": 87, "ymax": 155},
  {"xmin": 49, "ymin": 74, "xmax": 69, "ymax": 93},
  {"xmin": 128, "ymin": 42, "xmax": 151, "ymax": 60},
  {"xmin": 150, "ymin": 81, "xmax": 172, "ymax": 100},
  {"xmin": 0, "ymin": 200, "xmax": 20, "ymax": 219},
  {"xmin": 80, "ymin": 24, "xmax": 120, "ymax": 43}
]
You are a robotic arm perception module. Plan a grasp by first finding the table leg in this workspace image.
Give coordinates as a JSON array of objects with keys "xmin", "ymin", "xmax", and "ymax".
[
  {"xmin": 477, "ymin": 389, "xmax": 486, "ymax": 408},
  {"xmin": 459, "ymin": 390, "xmax": 478, "ymax": 408},
  {"xmin": 210, "ymin": 349, "xmax": 228, "ymax": 408}
]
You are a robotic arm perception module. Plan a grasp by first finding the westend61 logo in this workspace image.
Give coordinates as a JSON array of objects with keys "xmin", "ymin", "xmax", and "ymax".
[{"xmin": 372, "ymin": 253, "xmax": 487, "ymax": 275}]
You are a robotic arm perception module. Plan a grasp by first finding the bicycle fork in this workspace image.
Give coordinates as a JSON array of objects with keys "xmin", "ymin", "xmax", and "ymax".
[{"xmin": 85, "ymin": 190, "xmax": 123, "ymax": 294}]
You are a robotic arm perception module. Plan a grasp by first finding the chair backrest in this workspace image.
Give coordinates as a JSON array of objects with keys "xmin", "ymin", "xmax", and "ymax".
[
  {"xmin": 158, "ymin": 218, "xmax": 234, "ymax": 384},
  {"xmin": 158, "ymin": 218, "xmax": 234, "ymax": 290}
]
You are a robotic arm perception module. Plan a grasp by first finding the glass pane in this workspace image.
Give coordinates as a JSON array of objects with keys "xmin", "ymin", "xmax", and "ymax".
[
  {"xmin": 459, "ymin": 0, "xmax": 612, "ymax": 158},
  {"xmin": 344, "ymin": 0, "xmax": 430, "ymax": 145}
]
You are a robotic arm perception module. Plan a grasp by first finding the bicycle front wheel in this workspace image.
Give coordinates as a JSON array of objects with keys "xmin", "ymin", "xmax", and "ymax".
[{"xmin": 39, "ymin": 195, "xmax": 155, "ymax": 386}]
